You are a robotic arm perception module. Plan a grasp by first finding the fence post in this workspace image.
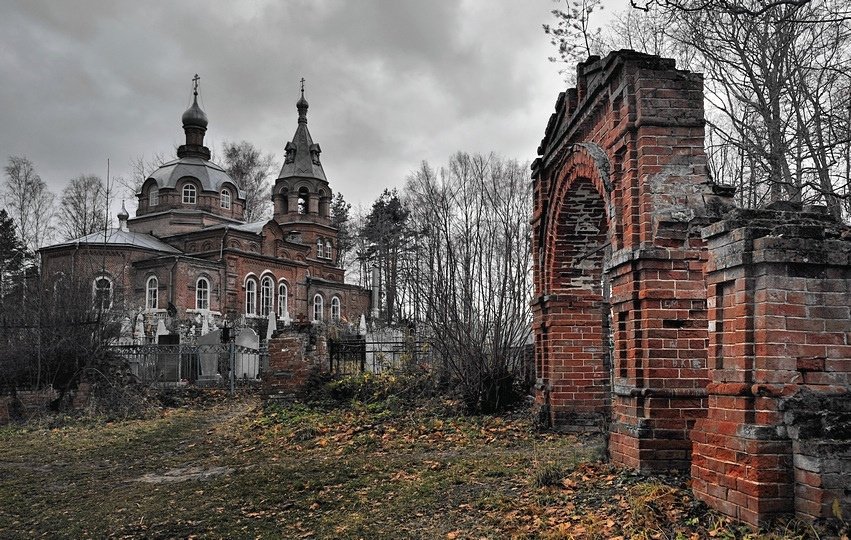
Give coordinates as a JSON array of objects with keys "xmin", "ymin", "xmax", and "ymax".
[{"xmin": 229, "ymin": 341, "xmax": 235, "ymax": 395}]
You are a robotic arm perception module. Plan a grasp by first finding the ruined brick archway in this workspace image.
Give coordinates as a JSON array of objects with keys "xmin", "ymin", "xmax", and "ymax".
[
  {"xmin": 534, "ymin": 50, "xmax": 851, "ymax": 526},
  {"xmin": 532, "ymin": 51, "xmax": 728, "ymax": 470},
  {"xmin": 535, "ymin": 145, "xmax": 614, "ymax": 429}
]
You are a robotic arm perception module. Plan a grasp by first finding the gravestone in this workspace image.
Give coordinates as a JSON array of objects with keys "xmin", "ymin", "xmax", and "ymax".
[
  {"xmin": 235, "ymin": 327, "xmax": 260, "ymax": 379},
  {"xmin": 196, "ymin": 329, "xmax": 222, "ymax": 384}
]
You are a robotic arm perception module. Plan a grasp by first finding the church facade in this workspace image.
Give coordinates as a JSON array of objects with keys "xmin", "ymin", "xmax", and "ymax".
[{"xmin": 39, "ymin": 83, "xmax": 371, "ymax": 340}]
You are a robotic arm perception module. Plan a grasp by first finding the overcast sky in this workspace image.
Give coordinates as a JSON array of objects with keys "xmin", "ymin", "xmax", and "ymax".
[{"xmin": 0, "ymin": 0, "xmax": 627, "ymax": 217}]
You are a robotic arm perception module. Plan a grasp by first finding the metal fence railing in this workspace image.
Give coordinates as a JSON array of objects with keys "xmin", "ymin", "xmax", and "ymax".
[
  {"xmin": 106, "ymin": 343, "xmax": 262, "ymax": 391},
  {"xmin": 329, "ymin": 338, "xmax": 431, "ymax": 375}
]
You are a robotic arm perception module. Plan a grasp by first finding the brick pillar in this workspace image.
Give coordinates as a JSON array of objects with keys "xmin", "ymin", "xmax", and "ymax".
[
  {"xmin": 692, "ymin": 205, "xmax": 851, "ymax": 526},
  {"xmin": 263, "ymin": 334, "xmax": 311, "ymax": 399},
  {"xmin": 609, "ymin": 248, "xmax": 710, "ymax": 472}
]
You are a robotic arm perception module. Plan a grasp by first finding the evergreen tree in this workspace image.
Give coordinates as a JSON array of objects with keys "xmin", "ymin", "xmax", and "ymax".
[
  {"xmin": 330, "ymin": 192, "xmax": 352, "ymax": 268},
  {"xmin": 362, "ymin": 188, "xmax": 410, "ymax": 323}
]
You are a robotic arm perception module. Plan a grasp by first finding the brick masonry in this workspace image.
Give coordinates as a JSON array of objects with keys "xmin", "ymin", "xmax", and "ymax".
[
  {"xmin": 534, "ymin": 50, "xmax": 851, "ymax": 526},
  {"xmin": 262, "ymin": 332, "xmax": 328, "ymax": 400},
  {"xmin": 691, "ymin": 205, "xmax": 851, "ymax": 525}
]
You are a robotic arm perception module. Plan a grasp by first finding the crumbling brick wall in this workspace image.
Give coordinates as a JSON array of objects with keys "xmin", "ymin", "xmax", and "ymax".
[
  {"xmin": 535, "ymin": 50, "xmax": 851, "ymax": 526},
  {"xmin": 532, "ymin": 50, "xmax": 733, "ymax": 468},
  {"xmin": 692, "ymin": 204, "xmax": 851, "ymax": 525},
  {"xmin": 262, "ymin": 330, "xmax": 327, "ymax": 400}
]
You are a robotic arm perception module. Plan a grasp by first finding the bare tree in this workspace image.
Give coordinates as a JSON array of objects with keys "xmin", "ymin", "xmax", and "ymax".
[
  {"xmin": 2, "ymin": 156, "xmax": 55, "ymax": 252},
  {"xmin": 57, "ymin": 175, "xmax": 108, "ymax": 240},
  {"xmin": 543, "ymin": 0, "xmax": 606, "ymax": 81},
  {"xmin": 119, "ymin": 153, "xmax": 167, "ymax": 200},
  {"xmin": 221, "ymin": 141, "xmax": 274, "ymax": 222},
  {"xmin": 546, "ymin": 0, "xmax": 851, "ymax": 218},
  {"xmin": 402, "ymin": 153, "xmax": 532, "ymax": 412}
]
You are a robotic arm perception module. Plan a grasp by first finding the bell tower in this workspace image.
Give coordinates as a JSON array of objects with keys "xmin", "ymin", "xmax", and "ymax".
[{"xmin": 273, "ymin": 80, "xmax": 332, "ymax": 226}]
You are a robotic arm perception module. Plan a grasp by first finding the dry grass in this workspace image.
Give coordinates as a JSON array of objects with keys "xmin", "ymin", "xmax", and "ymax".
[{"xmin": 0, "ymin": 394, "xmax": 839, "ymax": 539}]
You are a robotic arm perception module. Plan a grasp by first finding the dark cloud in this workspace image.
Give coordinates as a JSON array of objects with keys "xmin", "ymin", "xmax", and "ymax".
[{"xmin": 0, "ymin": 0, "xmax": 585, "ymax": 215}]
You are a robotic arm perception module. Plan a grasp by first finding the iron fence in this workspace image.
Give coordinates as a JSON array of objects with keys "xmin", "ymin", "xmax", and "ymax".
[
  {"xmin": 106, "ymin": 343, "xmax": 262, "ymax": 390},
  {"xmin": 329, "ymin": 337, "xmax": 431, "ymax": 374}
]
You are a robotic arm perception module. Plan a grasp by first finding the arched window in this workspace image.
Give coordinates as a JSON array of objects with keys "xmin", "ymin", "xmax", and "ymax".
[
  {"xmin": 149, "ymin": 186, "xmax": 159, "ymax": 207},
  {"xmin": 298, "ymin": 187, "xmax": 309, "ymax": 214},
  {"xmin": 312, "ymin": 294, "xmax": 324, "ymax": 322},
  {"xmin": 182, "ymin": 183, "xmax": 197, "ymax": 204},
  {"xmin": 245, "ymin": 278, "xmax": 257, "ymax": 315},
  {"xmin": 196, "ymin": 277, "xmax": 210, "ymax": 310},
  {"xmin": 278, "ymin": 281, "xmax": 288, "ymax": 318},
  {"xmin": 331, "ymin": 296, "xmax": 341, "ymax": 321},
  {"xmin": 260, "ymin": 276, "xmax": 274, "ymax": 316},
  {"xmin": 220, "ymin": 189, "xmax": 231, "ymax": 209},
  {"xmin": 325, "ymin": 240, "xmax": 333, "ymax": 261},
  {"xmin": 316, "ymin": 238, "xmax": 324, "ymax": 258},
  {"xmin": 146, "ymin": 276, "xmax": 158, "ymax": 310},
  {"xmin": 93, "ymin": 276, "xmax": 113, "ymax": 311}
]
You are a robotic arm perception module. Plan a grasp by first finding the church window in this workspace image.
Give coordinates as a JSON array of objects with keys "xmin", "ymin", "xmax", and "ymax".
[
  {"xmin": 182, "ymin": 184, "xmax": 197, "ymax": 204},
  {"xmin": 331, "ymin": 296, "xmax": 341, "ymax": 321},
  {"xmin": 298, "ymin": 187, "xmax": 309, "ymax": 214},
  {"xmin": 245, "ymin": 278, "xmax": 257, "ymax": 315},
  {"xmin": 146, "ymin": 276, "xmax": 158, "ymax": 310},
  {"xmin": 325, "ymin": 240, "xmax": 333, "ymax": 261},
  {"xmin": 316, "ymin": 238, "xmax": 324, "ymax": 258},
  {"xmin": 312, "ymin": 294, "xmax": 324, "ymax": 322},
  {"xmin": 93, "ymin": 276, "xmax": 113, "ymax": 311},
  {"xmin": 260, "ymin": 276, "xmax": 274, "ymax": 316},
  {"xmin": 220, "ymin": 189, "xmax": 231, "ymax": 209},
  {"xmin": 149, "ymin": 187, "xmax": 159, "ymax": 207},
  {"xmin": 278, "ymin": 281, "xmax": 288, "ymax": 318},
  {"xmin": 196, "ymin": 277, "xmax": 210, "ymax": 310}
]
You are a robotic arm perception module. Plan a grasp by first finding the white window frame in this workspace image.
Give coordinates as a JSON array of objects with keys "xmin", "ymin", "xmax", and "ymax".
[
  {"xmin": 316, "ymin": 238, "xmax": 324, "ymax": 258},
  {"xmin": 277, "ymin": 281, "xmax": 288, "ymax": 318},
  {"xmin": 312, "ymin": 293, "xmax": 324, "ymax": 322},
  {"xmin": 149, "ymin": 186, "xmax": 159, "ymax": 207},
  {"xmin": 220, "ymin": 189, "xmax": 231, "ymax": 209},
  {"xmin": 245, "ymin": 278, "xmax": 257, "ymax": 315},
  {"xmin": 260, "ymin": 276, "xmax": 274, "ymax": 316},
  {"xmin": 146, "ymin": 276, "xmax": 158, "ymax": 310},
  {"xmin": 331, "ymin": 296, "xmax": 341, "ymax": 321},
  {"xmin": 182, "ymin": 183, "xmax": 197, "ymax": 204},
  {"xmin": 325, "ymin": 240, "xmax": 333, "ymax": 261},
  {"xmin": 196, "ymin": 277, "xmax": 210, "ymax": 310}
]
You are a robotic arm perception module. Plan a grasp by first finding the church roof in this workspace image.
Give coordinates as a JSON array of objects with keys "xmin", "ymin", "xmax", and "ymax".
[
  {"xmin": 144, "ymin": 157, "xmax": 246, "ymax": 198},
  {"xmin": 277, "ymin": 89, "xmax": 327, "ymax": 183},
  {"xmin": 43, "ymin": 228, "xmax": 182, "ymax": 254},
  {"xmin": 204, "ymin": 221, "xmax": 267, "ymax": 234}
]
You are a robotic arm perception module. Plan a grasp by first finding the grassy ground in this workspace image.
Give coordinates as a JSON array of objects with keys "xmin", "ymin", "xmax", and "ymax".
[{"xmin": 0, "ymin": 393, "xmax": 840, "ymax": 539}]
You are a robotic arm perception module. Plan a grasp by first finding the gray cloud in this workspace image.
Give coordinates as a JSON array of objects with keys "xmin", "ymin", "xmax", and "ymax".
[{"xmin": 0, "ymin": 0, "xmax": 606, "ymax": 216}]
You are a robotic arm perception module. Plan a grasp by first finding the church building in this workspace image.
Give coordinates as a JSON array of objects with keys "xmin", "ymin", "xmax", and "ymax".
[{"xmin": 39, "ymin": 81, "xmax": 371, "ymax": 339}]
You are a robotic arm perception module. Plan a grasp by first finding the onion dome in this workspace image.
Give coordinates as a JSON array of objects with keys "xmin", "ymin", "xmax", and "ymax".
[{"xmin": 182, "ymin": 93, "xmax": 208, "ymax": 129}]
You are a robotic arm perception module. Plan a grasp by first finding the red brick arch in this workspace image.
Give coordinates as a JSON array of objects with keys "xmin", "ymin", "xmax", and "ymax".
[
  {"xmin": 535, "ymin": 143, "xmax": 614, "ymax": 429},
  {"xmin": 543, "ymin": 143, "xmax": 613, "ymax": 294}
]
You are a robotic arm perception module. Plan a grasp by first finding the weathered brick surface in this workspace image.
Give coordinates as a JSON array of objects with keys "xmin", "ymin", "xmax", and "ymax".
[
  {"xmin": 691, "ymin": 205, "xmax": 851, "ymax": 526},
  {"xmin": 532, "ymin": 51, "xmax": 730, "ymax": 469},
  {"xmin": 536, "ymin": 51, "xmax": 851, "ymax": 525},
  {"xmin": 262, "ymin": 332, "xmax": 328, "ymax": 399}
]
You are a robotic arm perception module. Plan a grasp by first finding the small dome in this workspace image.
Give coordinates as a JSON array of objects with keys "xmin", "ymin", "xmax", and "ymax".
[
  {"xmin": 296, "ymin": 93, "xmax": 309, "ymax": 110},
  {"xmin": 182, "ymin": 95, "xmax": 208, "ymax": 129},
  {"xmin": 117, "ymin": 201, "xmax": 130, "ymax": 220}
]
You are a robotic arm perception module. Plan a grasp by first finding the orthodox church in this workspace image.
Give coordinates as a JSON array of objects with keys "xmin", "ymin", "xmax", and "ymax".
[{"xmin": 39, "ymin": 80, "xmax": 371, "ymax": 340}]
